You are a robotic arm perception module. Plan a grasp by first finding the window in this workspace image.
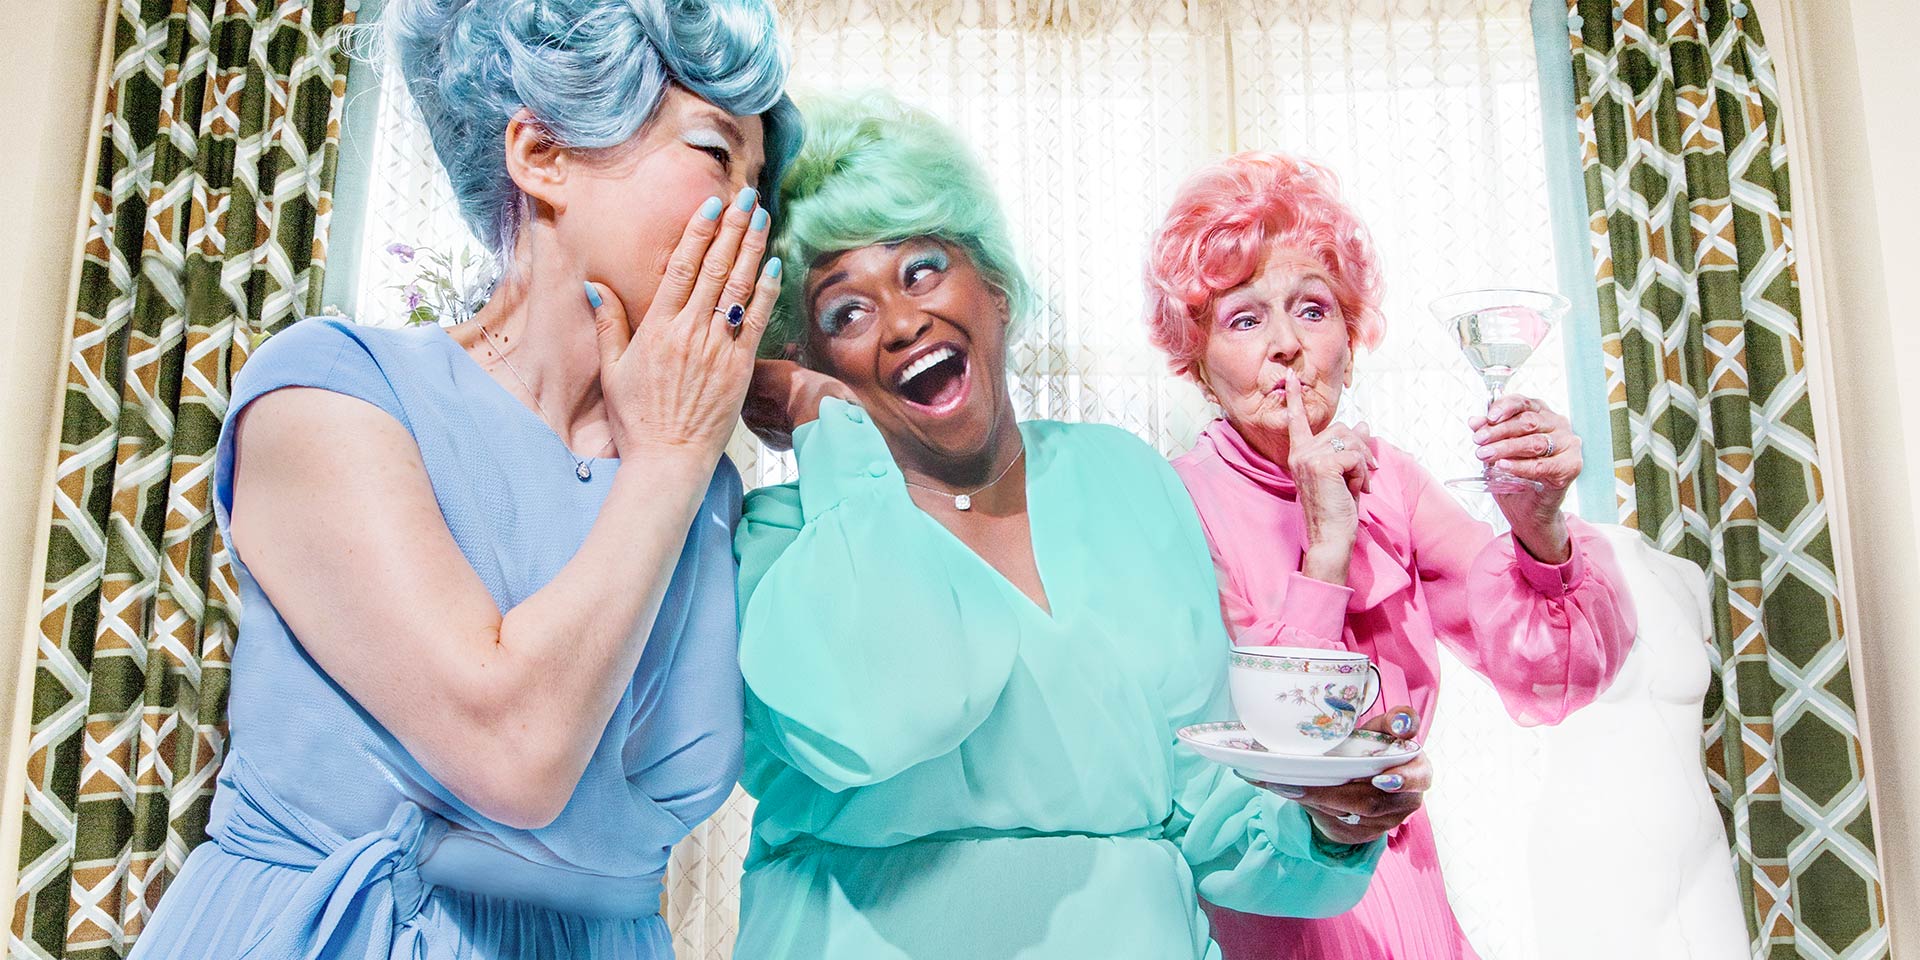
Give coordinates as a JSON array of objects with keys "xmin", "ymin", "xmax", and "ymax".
[{"xmin": 323, "ymin": 2, "xmax": 1598, "ymax": 955}]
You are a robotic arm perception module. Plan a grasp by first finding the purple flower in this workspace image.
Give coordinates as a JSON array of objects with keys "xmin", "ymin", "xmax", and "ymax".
[
  {"xmin": 386, "ymin": 242, "xmax": 417, "ymax": 262},
  {"xmin": 404, "ymin": 283, "xmax": 424, "ymax": 310}
]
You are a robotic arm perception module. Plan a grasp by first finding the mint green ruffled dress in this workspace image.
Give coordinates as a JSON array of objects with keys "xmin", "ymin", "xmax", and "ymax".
[{"xmin": 732, "ymin": 398, "xmax": 1381, "ymax": 959}]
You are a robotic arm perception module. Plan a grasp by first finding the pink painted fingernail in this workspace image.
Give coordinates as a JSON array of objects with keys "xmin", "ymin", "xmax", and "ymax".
[{"xmin": 1477, "ymin": 448, "xmax": 1494, "ymax": 460}]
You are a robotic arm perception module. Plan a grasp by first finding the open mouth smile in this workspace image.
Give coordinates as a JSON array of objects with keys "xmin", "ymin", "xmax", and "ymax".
[{"xmin": 891, "ymin": 342, "xmax": 971, "ymax": 415}]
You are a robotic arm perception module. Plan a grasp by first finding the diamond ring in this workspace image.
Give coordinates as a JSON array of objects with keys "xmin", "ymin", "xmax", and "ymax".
[
  {"xmin": 1544, "ymin": 434, "xmax": 1556, "ymax": 456},
  {"xmin": 1329, "ymin": 437, "xmax": 1348, "ymax": 453},
  {"xmin": 1337, "ymin": 812, "xmax": 1363, "ymax": 826},
  {"xmin": 714, "ymin": 303, "xmax": 745, "ymax": 326}
]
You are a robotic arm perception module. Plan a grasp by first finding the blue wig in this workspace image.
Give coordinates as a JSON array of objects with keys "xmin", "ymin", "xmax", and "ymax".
[{"xmin": 389, "ymin": 0, "xmax": 801, "ymax": 258}]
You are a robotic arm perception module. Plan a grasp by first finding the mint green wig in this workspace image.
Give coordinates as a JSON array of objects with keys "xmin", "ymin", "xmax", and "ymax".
[{"xmin": 765, "ymin": 91, "xmax": 1035, "ymax": 358}]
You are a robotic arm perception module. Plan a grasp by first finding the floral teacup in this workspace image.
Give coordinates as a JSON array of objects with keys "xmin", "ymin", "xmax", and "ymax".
[{"xmin": 1227, "ymin": 646, "xmax": 1382, "ymax": 756}]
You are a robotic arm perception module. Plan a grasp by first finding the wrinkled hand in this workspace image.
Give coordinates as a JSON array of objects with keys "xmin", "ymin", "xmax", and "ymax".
[
  {"xmin": 1286, "ymin": 369, "xmax": 1376, "ymax": 583},
  {"xmin": 1245, "ymin": 706, "xmax": 1429, "ymax": 846},
  {"xmin": 1470, "ymin": 394, "xmax": 1579, "ymax": 562},
  {"xmin": 742, "ymin": 359, "xmax": 860, "ymax": 451},
  {"xmin": 585, "ymin": 190, "xmax": 778, "ymax": 464}
]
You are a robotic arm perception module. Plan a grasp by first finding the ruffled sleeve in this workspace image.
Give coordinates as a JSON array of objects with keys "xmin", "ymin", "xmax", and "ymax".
[
  {"xmin": 1213, "ymin": 568, "xmax": 1354, "ymax": 652},
  {"xmin": 1406, "ymin": 457, "xmax": 1637, "ymax": 726},
  {"xmin": 1176, "ymin": 771, "xmax": 1380, "ymax": 918},
  {"xmin": 1172, "ymin": 434, "xmax": 1357, "ymax": 654},
  {"xmin": 1136, "ymin": 440, "xmax": 1380, "ymax": 916},
  {"xmin": 1168, "ymin": 646, "xmax": 1383, "ymax": 919},
  {"xmin": 734, "ymin": 398, "xmax": 1022, "ymax": 791}
]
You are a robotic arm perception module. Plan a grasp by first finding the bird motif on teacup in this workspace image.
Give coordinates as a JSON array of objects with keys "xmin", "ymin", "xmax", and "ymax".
[{"xmin": 1277, "ymin": 682, "xmax": 1365, "ymax": 741}]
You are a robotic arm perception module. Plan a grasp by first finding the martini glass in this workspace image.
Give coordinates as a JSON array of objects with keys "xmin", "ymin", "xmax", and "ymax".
[{"xmin": 1428, "ymin": 288, "xmax": 1568, "ymax": 494}]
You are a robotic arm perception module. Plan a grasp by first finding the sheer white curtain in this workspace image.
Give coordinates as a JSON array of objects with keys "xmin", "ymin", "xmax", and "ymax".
[{"xmin": 347, "ymin": 1, "xmax": 1567, "ymax": 956}]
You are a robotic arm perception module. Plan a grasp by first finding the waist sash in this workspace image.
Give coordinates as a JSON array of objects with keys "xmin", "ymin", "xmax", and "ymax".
[{"xmin": 210, "ymin": 755, "xmax": 660, "ymax": 959}]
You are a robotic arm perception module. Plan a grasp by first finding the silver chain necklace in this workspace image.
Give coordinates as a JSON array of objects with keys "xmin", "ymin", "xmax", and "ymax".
[
  {"xmin": 903, "ymin": 445, "xmax": 1026, "ymax": 511},
  {"xmin": 476, "ymin": 322, "xmax": 614, "ymax": 482}
]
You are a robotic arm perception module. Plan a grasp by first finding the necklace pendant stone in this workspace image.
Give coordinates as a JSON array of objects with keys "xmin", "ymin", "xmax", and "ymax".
[
  {"xmin": 575, "ymin": 461, "xmax": 592, "ymax": 482},
  {"xmin": 954, "ymin": 493, "xmax": 972, "ymax": 511}
]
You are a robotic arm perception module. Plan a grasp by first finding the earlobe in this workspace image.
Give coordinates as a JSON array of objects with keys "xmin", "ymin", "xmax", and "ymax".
[
  {"xmin": 503, "ymin": 109, "xmax": 567, "ymax": 213},
  {"xmin": 1192, "ymin": 361, "xmax": 1219, "ymax": 406}
]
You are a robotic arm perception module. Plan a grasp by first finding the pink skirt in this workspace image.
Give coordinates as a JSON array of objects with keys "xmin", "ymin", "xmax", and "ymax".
[{"xmin": 1204, "ymin": 808, "xmax": 1479, "ymax": 960}]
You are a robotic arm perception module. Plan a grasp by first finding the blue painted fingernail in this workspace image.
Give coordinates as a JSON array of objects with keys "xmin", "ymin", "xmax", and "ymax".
[
  {"xmin": 698, "ymin": 196, "xmax": 724, "ymax": 221},
  {"xmin": 1372, "ymin": 774, "xmax": 1405, "ymax": 792},
  {"xmin": 1391, "ymin": 713, "xmax": 1414, "ymax": 737},
  {"xmin": 766, "ymin": 257, "xmax": 782, "ymax": 279},
  {"xmin": 735, "ymin": 186, "xmax": 757, "ymax": 212},
  {"xmin": 750, "ymin": 207, "xmax": 769, "ymax": 231},
  {"xmin": 583, "ymin": 282, "xmax": 602, "ymax": 309},
  {"xmin": 1273, "ymin": 784, "xmax": 1306, "ymax": 799}
]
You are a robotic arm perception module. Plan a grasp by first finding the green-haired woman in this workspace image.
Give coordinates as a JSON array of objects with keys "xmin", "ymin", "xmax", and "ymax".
[{"xmin": 730, "ymin": 93, "xmax": 1424, "ymax": 958}]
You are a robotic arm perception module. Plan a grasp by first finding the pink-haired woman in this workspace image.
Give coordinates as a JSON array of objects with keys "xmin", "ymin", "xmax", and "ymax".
[{"xmin": 1144, "ymin": 152, "xmax": 1638, "ymax": 958}]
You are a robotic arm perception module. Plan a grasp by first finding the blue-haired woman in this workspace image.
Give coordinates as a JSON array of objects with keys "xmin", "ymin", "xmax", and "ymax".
[
  {"xmin": 731, "ymin": 92, "xmax": 1421, "ymax": 959},
  {"xmin": 131, "ymin": 1, "xmax": 796, "ymax": 956}
]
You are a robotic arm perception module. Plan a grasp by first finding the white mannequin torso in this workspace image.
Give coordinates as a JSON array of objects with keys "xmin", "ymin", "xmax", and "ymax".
[{"xmin": 1525, "ymin": 525, "xmax": 1748, "ymax": 958}]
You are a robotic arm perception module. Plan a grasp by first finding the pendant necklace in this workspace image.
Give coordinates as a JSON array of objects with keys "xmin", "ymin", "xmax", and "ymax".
[
  {"xmin": 903, "ymin": 445, "xmax": 1026, "ymax": 511},
  {"xmin": 477, "ymin": 321, "xmax": 613, "ymax": 481}
]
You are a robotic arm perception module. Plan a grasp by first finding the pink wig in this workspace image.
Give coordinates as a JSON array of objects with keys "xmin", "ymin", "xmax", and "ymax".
[{"xmin": 1143, "ymin": 152, "xmax": 1385, "ymax": 380}]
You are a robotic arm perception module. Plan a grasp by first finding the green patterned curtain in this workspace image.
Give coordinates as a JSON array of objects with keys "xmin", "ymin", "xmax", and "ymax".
[
  {"xmin": 1564, "ymin": 0, "xmax": 1887, "ymax": 956},
  {"xmin": 11, "ymin": 0, "xmax": 353, "ymax": 957}
]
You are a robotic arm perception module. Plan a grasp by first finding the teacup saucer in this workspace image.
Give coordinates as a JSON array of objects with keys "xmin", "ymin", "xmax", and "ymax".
[{"xmin": 1176, "ymin": 721, "xmax": 1421, "ymax": 787}]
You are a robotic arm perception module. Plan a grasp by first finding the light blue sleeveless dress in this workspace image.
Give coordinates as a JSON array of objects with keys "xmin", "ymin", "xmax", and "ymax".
[{"xmin": 131, "ymin": 317, "xmax": 743, "ymax": 959}]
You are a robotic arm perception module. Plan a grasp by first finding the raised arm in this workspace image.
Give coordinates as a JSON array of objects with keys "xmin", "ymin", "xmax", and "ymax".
[
  {"xmin": 1139, "ymin": 440, "xmax": 1382, "ymax": 916},
  {"xmin": 735, "ymin": 399, "xmax": 1022, "ymax": 791},
  {"xmin": 1405, "ymin": 453, "xmax": 1636, "ymax": 726},
  {"xmin": 1210, "ymin": 559, "xmax": 1356, "ymax": 653},
  {"xmin": 228, "ymin": 196, "xmax": 779, "ymax": 829},
  {"xmin": 1208, "ymin": 372, "xmax": 1375, "ymax": 653}
]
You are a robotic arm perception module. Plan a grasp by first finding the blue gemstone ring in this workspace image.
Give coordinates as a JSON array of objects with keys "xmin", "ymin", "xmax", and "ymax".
[{"xmin": 715, "ymin": 303, "xmax": 746, "ymax": 326}]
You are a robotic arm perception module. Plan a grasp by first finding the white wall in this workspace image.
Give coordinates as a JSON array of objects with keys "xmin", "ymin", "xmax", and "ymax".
[
  {"xmin": 0, "ymin": 0, "xmax": 112, "ymax": 938},
  {"xmin": 1762, "ymin": 0, "xmax": 1920, "ymax": 952}
]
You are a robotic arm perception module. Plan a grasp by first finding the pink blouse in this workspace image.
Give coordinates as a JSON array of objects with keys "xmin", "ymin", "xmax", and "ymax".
[
  {"xmin": 1172, "ymin": 418, "xmax": 1636, "ymax": 729},
  {"xmin": 1172, "ymin": 418, "xmax": 1638, "ymax": 959}
]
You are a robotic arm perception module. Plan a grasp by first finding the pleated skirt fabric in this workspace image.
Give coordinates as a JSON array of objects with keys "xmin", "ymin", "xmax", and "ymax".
[
  {"xmin": 1204, "ymin": 808, "xmax": 1480, "ymax": 960},
  {"xmin": 135, "ymin": 842, "xmax": 674, "ymax": 960}
]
